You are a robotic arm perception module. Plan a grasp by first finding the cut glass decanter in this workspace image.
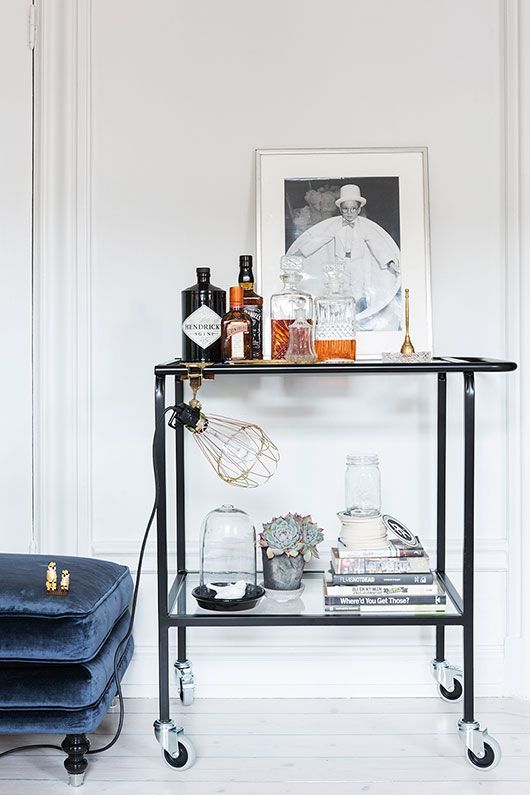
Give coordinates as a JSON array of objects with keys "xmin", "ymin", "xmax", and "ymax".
[{"xmin": 314, "ymin": 262, "xmax": 356, "ymax": 361}]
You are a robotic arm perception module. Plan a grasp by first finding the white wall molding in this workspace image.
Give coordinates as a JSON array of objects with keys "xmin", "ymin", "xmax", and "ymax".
[
  {"xmin": 123, "ymin": 643, "xmax": 506, "ymax": 699},
  {"xmin": 91, "ymin": 538, "xmax": 510, "ymax": 574},
  {"xmin": 517, "ymin": 0, "xmax": 530, "ymax": 698},
  {"xmin": 34, "ymin": 0, "xmax": 93, "ymax": 556},
  {"xmin": 72, "ymin": 0, "xmax": 94, "ymax": 559},
  {"xmin": 501, "ymin": 0, "xmax": 526, "ymax": 697},
  {"xmin": 0, "ymin": 1, "xmax": 34, "ymax": 552}
]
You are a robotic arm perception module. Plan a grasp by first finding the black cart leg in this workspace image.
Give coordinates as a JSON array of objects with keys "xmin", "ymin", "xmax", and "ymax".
[
  {"xmin": 462, "ymin": 371, "xmax": 475, "ymax": 724},
  {"xmin": 173, "ymin": 376, "xmax": 194, "ymax": 704},
  {"xmin": 62, "ymin": 733, "xmax": 89, "ymax": 787},
  {"xmin": 175, "ymin": 627, "xmax": 195, "ymax": 705},
  {"xmin": 155, "ymin": 375, "xmax": 171, "ymax": 723},
  {"xmin": 436, "ymin": 373, "xmax": 447, "ymax": 663},
  {"xmin": 153, "ymin": 373, "xmax": 196, "ymax": 766},
  {"xmin": 456, "ymin": 371, "xmax": 501, "ymax": 769},
  {"xmin": 432, "ymin": 373, "xmax": 463, "ymax": 702},
  {"xmin": 177, "ymin": 627, "xmax": 187, "ymax": 662}
]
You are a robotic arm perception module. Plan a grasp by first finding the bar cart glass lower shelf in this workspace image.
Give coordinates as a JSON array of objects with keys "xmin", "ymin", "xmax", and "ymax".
[
  {"xmin": 170, "ymin": 570, "xmax": 462, "ymax": 626},
  {"xmin": 152, "ymin": 356, "xmax": 516, "ymax": 773}
]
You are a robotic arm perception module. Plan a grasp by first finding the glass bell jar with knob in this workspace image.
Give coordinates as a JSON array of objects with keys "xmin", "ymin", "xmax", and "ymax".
[{"xmin": 192, "ymin": 504, "xmax": 264, "ymax": 611}]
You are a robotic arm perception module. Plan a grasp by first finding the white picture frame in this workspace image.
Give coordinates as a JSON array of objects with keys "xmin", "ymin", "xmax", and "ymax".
[{"xmin": 256, "ymin": 147, "xmax": 432, "ymax": 359}]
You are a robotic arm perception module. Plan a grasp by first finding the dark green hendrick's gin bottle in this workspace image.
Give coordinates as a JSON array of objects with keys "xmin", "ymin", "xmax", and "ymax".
[{"xmin": 181, "ymin": 268, "xmax": 226, "ymax": 363}]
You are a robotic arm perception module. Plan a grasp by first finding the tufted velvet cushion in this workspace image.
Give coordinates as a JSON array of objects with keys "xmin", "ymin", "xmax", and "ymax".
[
  {"xmin": 0, "ymin": 637, "xmax": 133, "ymax": 734},
  {"xmin": 0, "ymin": 610, "xmax": 132, "ymax": 711},
  {"xmin": 0, "ymin": 554, "xmax": 133, "ymax": 663}
]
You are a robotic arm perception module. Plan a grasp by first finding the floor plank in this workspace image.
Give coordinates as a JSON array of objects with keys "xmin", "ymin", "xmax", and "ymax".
[
  {"xmin": 4, "ymin": 785, "xmax": 530, "ymax": 795},
  {"xmin": 122, "ymin": 696, "xmax": 530, "ymax": 715},
  {"xmin": 0, "ymin": 698, "xmax": 528, "ymax": 791}
]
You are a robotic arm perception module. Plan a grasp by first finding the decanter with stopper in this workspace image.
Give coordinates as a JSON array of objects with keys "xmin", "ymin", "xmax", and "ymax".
[
  {"xmin": 284, "ymin": 305, "xmax": 317, "ymax": 364},
  {"xmin": 314, "ymin": 262, "xmax": 356, "ymax": 361},
  {"xmin": 270, "ymin": 256, "xmax": 313, "ymax": 359}
]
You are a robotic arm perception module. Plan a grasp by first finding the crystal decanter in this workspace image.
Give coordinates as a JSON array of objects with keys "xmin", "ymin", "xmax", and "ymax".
[
  {"xmin": 284, "ymin": 306, "xmax": 317, "ymax": 364},
  {"xmin": 314, "ymin": 262, "xmax": 356, "ymax": 361},
  {"xmin": 270, "ymin": 256, "xmax": 313, "ymax": 359}
]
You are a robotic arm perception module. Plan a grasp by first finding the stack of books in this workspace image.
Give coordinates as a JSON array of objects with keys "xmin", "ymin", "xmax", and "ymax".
[{"xmin": 324, "ymin": 538, "xmax": 446, "ymax": 614}]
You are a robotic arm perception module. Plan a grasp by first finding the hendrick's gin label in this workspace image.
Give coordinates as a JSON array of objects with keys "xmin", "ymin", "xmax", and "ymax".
[{"xmin": 181, "ymin": 268, "xmax": 226, "ymax": 362}]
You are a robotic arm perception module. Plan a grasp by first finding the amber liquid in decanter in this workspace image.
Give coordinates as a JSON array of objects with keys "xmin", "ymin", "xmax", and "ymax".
[
  {"xmin": 315, "ymin": 338, "xmax": 356, "ymax": 361},
  {"xmin": 271, "ymin": 319, "xmax": 314, "ymax": 359},
  {"xmin": 314, "ymin": 263, "xmax": 356, "ymax": 362},
  {"xmin": 271, "ymin": 319, "xmax": 294, "ymax": 360}
]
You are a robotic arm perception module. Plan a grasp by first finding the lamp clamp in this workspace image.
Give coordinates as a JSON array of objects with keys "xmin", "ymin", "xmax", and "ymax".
[{"xmin": 179, "ymin": 364, "xmax": 215, "ymax": 407}]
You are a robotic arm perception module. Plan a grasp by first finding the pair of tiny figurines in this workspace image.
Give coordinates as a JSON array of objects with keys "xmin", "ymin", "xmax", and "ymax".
[{"xmin": 45, "ymin": 561, "xmax": 70, "ymax": 594}]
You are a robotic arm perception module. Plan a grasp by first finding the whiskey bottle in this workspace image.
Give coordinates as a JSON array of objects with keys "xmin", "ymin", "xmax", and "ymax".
[
  {"xmin": 220, "ymin": 287, "xmax": 252, "ymax": 361},
  {"xmin": 181, "ymin": 267, "xmax": 226, "ymax": 363},
  {"xmin": 238, "ymin": 255, "xmax": 263, "ymax": 360}
]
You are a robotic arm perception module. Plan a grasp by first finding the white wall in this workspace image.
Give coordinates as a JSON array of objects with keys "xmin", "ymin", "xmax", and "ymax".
[
  {"xmin": 0, "ymin": 1, "xmax": 33, "ymax": 552},
  {"xmin": 35, "ymin": 0, "xmax": 524, "ymax": 697}
]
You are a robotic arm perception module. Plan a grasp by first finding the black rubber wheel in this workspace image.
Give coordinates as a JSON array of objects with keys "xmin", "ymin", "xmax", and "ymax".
[
  {"xmin": 439, "ymin": 678, "xmax": 463, "ymax": 701},
  {"xmin": 163, "ymin": 745, "xmax": 188, "ymax": 768},
  {"xmin": 467, "ymin": 742, "xmax": 497, "ymax": 769}
]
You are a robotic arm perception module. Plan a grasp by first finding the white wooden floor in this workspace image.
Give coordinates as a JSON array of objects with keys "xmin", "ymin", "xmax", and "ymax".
[{"xmin": 1, "ymin": 697, "xmax": 530, "ymax": 794}]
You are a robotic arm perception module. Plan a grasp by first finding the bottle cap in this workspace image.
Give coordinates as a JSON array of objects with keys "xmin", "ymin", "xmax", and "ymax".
[
  {"xmin": 197, "ymin": 267, "xmax": 210, "ymax": 278},
  {"xmin": 230, "ymin": 286, "xmax": 243, "ymax": 306},
  {"xmin": 239, "ymin": 255, "xmax": 253, "ymax": 268}
]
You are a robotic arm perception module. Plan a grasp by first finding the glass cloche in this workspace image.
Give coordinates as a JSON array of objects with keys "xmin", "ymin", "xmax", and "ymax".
[{"xmin": 192, "ymin": 505, "xmax": 264, "ymax": 611}]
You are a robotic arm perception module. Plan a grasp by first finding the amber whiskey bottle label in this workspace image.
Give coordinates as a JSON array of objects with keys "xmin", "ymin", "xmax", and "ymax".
[
  {"xmin": 226, "ymin": 321, "xmax": 247, "ymax": 359},
  {"xmin": 243, "ymin": 304, "xmax": 262, "ymax": 355}
]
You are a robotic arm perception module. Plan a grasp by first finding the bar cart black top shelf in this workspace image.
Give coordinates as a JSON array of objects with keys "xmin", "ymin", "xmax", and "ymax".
[{"xmin": 155, "ymin": 356, "xmax": 517, "ymax": 377}]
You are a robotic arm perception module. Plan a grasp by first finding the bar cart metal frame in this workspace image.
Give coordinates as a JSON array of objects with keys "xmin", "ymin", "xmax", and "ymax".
[{"xmin": 152, "ymin": 356, "xmax": 516, "ymax": 771}]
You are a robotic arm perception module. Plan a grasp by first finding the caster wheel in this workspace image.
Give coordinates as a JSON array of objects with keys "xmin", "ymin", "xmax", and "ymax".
[
  {"xmin": 179, "ymin": 679, "xmax": 194, "ymax": 706},
  {"xmin": 439, "ymin": 678, "xmax": 463, "ymax": 702},
  {"xmin": 466, "ymin": 735, "xmax": 501, "ymax": 771},
  {"xmin": 162, "ymin": 735, "xmax": 196, "ymax": 771}
]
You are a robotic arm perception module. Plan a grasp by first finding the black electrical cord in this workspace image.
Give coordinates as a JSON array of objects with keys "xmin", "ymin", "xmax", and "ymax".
[
  {"xmin": 0, "ymin": 743, "xmax": 63, "ymax": 759},
  {"xmin": 0, "ymin": 405, "xmax": 176, "ymax": 762}
]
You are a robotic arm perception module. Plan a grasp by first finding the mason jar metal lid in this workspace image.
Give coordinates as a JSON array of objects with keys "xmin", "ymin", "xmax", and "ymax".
[{"xmin": 346, "ymin": 454, "xmax": 379, "ymax": 465}]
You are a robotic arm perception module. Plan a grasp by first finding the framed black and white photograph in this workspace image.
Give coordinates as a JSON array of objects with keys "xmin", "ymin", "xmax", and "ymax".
[{"xmin": 256, "ymin": 148, "xmax": 432, "ymax": 358}]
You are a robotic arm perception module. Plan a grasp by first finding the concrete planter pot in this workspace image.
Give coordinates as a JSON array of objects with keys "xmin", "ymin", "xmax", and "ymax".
[{"xmin": 261, "ymin": 548, "xmax": 305, "ymax": 601}]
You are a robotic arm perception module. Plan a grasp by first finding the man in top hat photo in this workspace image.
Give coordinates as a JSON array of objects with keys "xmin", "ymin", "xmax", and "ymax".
[{"xmin": 286, "ymin": 183, "xmax": 401, "ymax": 331}]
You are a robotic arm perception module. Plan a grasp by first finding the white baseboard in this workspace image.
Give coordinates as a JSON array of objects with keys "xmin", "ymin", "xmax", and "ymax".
[{"xmin": 121, "ymin": 643, "xmax": 505, "ymax": 699}]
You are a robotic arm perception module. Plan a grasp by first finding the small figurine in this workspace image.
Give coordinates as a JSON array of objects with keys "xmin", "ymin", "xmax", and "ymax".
[
  {"xmin": 60, "ymin": 569, "xmax": 70, "ymax": 593},
  {"xmin": 205, "ymin": 581, "xmax": 248, "ymax": 600},
  {"xmin": 46, "ymin": 561, "xmax": 57, "ymax": 592}
]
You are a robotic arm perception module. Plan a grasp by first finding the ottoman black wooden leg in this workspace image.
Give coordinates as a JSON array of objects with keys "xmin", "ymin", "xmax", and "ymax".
[{"xmin": 61, "ymin": 734, "xmax": 90, "ymax": 787}]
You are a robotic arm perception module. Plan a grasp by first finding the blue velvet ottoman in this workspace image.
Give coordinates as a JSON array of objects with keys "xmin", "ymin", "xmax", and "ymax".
[{"xmin": 0, "ymin": 553, "xmax": 134, "ymax": 786}]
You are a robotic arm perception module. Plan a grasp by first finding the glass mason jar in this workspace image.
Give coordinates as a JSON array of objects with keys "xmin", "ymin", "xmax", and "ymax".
[
  {"xmin": 199, "ymin": 505, "xmax": 257, "ymax": 589},
  {"xmin": 345, "ymin": 455, "xmax": 381, "ymax": 517}
]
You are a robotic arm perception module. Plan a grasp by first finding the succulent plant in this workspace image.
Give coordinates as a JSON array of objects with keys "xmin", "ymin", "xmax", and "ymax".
[
  {"xmin": 259, "ymin": 514, "xmax": 303, "ymax": 559},
  {"xmin": 259, "ymin": 513, "xmax": 324, "ymax": 561},
  {"xmin": 299, "ymin": 514, "xmax": 325, "ymax": 562}
]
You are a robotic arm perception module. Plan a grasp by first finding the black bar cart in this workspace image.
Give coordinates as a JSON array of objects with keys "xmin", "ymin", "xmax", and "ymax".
[{"xmin": 152, "ymin": 356, "xmax": 516, "ymax": 771}]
